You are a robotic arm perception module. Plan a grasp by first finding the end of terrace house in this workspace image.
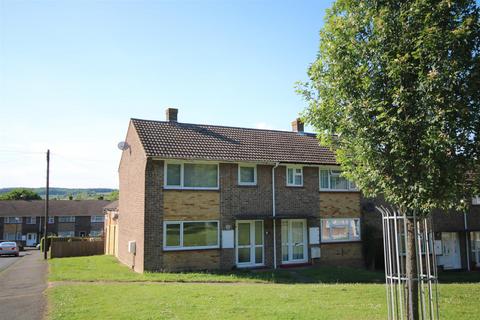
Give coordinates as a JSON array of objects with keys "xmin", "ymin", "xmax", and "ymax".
[{"xmin": 117, "ymin": 108, "xmax": 361, "ymax": 272}]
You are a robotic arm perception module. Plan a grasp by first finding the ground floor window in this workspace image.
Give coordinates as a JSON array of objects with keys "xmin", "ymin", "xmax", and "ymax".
[
  {"xmin": 89, "ymin": 230, "xmax": 103, "ymax": 237},
  {"xmin": 471, "ymin": 232, "xmax": 480, "ymax": 267},
  {"xmin": 236, "ymin": 220, "xmax": 264, "ymax": 267},
  {"xmin": 163, "ymin": 220, "xmax": 219, "ymax": 250},
  {"xmin": 3, "ymin": 232, "xmax": 21, "ymax": 241},
  {"xmin": 320, "ymin": 218, "xmax": 361, "ymax": 242},
  {"xmin": 58, "ymin": 231, "xmax": 75, "ymax": 238}
]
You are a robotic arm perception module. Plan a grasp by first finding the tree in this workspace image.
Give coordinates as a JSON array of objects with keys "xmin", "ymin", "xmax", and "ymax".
[
  {"xmin": 298, "ymin": 1, "xmax": 479, "ymax": 319},
  {"xmin": 106, "ymin": 190, "xmax": 119, "ymax": 201},
  {"xmin": 0, "ymin": 188, "xmax": 42, "ymax": 200}
]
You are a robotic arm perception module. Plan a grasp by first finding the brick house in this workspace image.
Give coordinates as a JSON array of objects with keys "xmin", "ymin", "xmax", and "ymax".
[
  {"xmin": 361, "ymin": 196, "xmax": 480, "ymax": 271},
  {"xmin": 118, "ymin": 108, "xmax": 362, "ymax": 272},
  {"xmin": 0, "ymin": 200, "xmax": 111, "ymax": 246}
]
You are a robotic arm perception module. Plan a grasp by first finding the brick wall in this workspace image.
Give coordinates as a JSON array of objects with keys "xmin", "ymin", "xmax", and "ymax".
[
  {"xmin": 316, "ymin": 192, "xmax": 363, "ymax": 266},
  {"xmin": 163, "ymin": 250, "xmax": 220, "ymax": 271},
  {"xmin": 118, "ymin": 121, "xmax": 147, "ymax": 272},
  {"xmin": 276, "ymin": 166, "xmax": 320, "ymax": 216}
]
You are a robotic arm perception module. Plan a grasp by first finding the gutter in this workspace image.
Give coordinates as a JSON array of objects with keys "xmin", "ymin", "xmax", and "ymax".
[{"xmin": 272, "ymin": 162, "xmax": 280, "ymax": 269}]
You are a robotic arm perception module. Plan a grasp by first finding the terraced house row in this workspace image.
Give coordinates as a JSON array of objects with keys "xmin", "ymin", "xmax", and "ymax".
[
  {"xmin": 117, "ymin": 109, "xmax": 363, "ymax": 272},
  {"xmin": 0, "ymin": 200, "xmax": 111, "ymax": 246}
]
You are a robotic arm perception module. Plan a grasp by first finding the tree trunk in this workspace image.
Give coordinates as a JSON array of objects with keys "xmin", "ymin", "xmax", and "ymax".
[{"xmin": 406, "ymin": 217, "xmax": 419, "ymax": 320}]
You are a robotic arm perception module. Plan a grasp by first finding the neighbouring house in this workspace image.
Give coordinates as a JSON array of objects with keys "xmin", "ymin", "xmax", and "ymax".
[
  {"xmin": 362, "ymin": 196, "xmax": 480, "ymax": 271},
  {"xmin": 118, "ymin": 108, "xmax": 362, "ymax": 272},
  {"xmin": 0, "ymin": 200, "xmax": 112, "ymax": 246},
  {"xmin": 104, "ymin": 200, "xmax": 119, "ymax": 256}
]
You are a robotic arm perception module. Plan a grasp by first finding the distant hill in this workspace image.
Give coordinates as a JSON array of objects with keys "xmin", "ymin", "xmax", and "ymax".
[{"xmin": 0, "ymin": 187, "xmax": 117, "ymax": 200}]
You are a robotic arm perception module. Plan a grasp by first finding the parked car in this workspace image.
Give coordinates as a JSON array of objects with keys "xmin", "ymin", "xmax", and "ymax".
[{"xmin": 0, "ymin": 242, "xmax": 20, "ymax": 257}]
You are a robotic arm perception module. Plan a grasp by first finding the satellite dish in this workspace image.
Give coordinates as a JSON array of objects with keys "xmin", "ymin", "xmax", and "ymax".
[{"xmin": 117, "ymin": 141, "xmax": 129, "ymax": 151}]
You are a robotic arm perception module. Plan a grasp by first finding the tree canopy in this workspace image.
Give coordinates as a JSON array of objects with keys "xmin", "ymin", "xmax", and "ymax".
[
  {"xmin": 0, "ymin": 188, "xmax": 42, "ymax": 200},
  {"xmin": 299, "ymin": 0, "xmax": 480, "ymax": 214}
]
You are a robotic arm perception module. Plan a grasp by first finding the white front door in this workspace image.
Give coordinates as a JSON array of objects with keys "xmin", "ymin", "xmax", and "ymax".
[
  {"xmin": 236, "ymin": 220, "xmax": 264, "ymax": 267},
  {"xmin": 281, "ymin": 219, "xmax": 308, "ymax": 264},
  {"xmin": 439, "ymin": 232, "xmax": 462, "ymax": 270},
  {"xmin": 26, "ymin": 233, "xmax": 37, "ymax": 246}
]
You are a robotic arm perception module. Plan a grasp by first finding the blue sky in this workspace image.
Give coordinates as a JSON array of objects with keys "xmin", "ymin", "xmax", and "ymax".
[{"xmin": 0, "ymin": 0, "xmax": 332, "ymax": 188}]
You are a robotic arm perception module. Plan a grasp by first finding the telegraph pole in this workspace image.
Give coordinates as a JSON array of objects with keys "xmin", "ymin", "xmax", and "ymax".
[{"xmin": 44, "ymin": 149, "xmax": 50, "ymax": 260}]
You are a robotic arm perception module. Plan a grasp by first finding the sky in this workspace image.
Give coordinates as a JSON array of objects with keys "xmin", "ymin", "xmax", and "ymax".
[{"xmin": 0, "ymin": 0, "xmax": 333, "ymax": 189}]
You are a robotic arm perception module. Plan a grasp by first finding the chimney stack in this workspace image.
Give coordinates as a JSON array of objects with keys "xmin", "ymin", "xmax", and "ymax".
[
  {"xmin": 165, "ymin": 108, "xmax": 178, "ymax": 122},
  {"xmin": 291, "ymin": 118, "xmax": 304, "ymax": 133}
]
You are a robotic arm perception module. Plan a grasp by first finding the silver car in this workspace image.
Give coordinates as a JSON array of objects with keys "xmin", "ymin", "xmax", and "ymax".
[{"xmin": 0, "ymin": 242, "xmax": 20, "ymax": 257}]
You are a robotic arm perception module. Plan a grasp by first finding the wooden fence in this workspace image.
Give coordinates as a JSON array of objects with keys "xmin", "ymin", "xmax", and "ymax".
[{"xmin": 49, "ymin": 237, "xmax": 104, "ymax": 258}]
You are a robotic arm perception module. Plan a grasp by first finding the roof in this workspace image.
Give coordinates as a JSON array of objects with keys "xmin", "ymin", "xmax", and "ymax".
[
  {"xmin": 131, "ymin": 119, "xmax": 337, "ymax": 165},
  {"xmin": 0, "ymin": 200, "xmax": 113, "ymax": 217},
  {"xmin": 103, "ymin": 200, "xmax": 118, "ymax": 211}
]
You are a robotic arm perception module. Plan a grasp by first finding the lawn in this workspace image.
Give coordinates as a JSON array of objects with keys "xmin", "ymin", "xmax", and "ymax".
[{"xmin": 47, "ymin": 255, "xmax": 480, "ymax": 319}]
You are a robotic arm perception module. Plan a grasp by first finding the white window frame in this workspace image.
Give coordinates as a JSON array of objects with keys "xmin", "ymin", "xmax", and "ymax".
[
  {"xmin": 320, "ymin": 218, "xmax": 361, "ymax": 243},
  {"xmin": 58, "ymin": 216, "xmax": 76, "ymax": 223},
  {"xmin": 472, "ymin": 196, "xmax": 480, "ymax": 206},
  {"xmin": 48, "ymin": 216, "xmax": 55, "ymax": 224},
  {"xmin": 235, "ymin": 220, "xmax": 264, "ymax": 267},
  {"xmin": 238, "ymin": 163, "xmax": 257, "ymax": 186},
  {"xmin": 164, "ymin": 161, "xmax": 219, "ymax": 190},
  {"xmin": 91, "ymin": 215, "xmax": 104, "ymax": 223},
  {"xmin": 4, "ymin": 217, "xmax": 22, "ymax": 224},
  {"xmin": 286, "ymin": 165, "xmax": 303, "ymax": 187},
  {"xmin": 319, "ymin": 167, "xmax": 358, "ymax": 192},
  {"xmin": 163, "ymin": 220, "xmax": 220, "ymax": 251},
  {"xmin": 26, "ymin": 217, "xmax": 36, "ymax": 224}
]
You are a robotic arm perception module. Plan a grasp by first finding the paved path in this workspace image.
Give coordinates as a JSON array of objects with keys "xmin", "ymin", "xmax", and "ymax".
[
  {"xmin": 0, "ymin": 253, "xmax": 21, "ymax": 272},
  {"xmin": 0, "ymin": 249, "xmax": 47, "ymax": 320}
]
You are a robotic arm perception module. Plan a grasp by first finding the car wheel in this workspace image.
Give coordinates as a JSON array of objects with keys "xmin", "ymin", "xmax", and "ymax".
[{"xmin": 15, "ymin": 253, "xmax": 19, "ymax": 257}]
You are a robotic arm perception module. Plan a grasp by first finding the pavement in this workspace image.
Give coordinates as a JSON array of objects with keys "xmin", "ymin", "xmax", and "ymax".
[{"xmin": 0, "ymin": 249, "xmax": 47, "ymax": 320}]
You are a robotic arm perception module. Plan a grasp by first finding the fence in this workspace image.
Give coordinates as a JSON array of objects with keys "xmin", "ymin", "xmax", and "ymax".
[{"xmin": 49, "ymin": 237, "xmax": 105, "ymax": 258}]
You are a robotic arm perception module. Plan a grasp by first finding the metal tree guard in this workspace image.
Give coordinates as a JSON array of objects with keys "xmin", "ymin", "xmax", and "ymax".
[{"xmin": 378, "ymin": 206, "xmax": 440, "ymax": 320}]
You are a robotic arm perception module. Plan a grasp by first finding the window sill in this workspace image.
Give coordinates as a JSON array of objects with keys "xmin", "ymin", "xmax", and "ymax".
[
  {"xmin": 237, "ymin": 184, "xmax": 258, "ymax": 188},
  {"xmin": 163, "ymin": 246, "xmax": 220, "ymax": 252},
  {"xmin": 321, "ymin": 240, "xmax": 362, "ymax": 244},
  {"xmin": 319, "ymin": 189, "xmax": 359, "ymax": 193},
  {"xmin": 163, "ymin": 187, "xmax": 219, "ymax": 191},
  {"xmin": 286, "ymin": 185, "xmax": 304, "ymax": 188}
]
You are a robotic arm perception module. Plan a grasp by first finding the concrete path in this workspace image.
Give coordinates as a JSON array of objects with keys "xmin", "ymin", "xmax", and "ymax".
[{"xmin": 0, "ymin": 249, "xmax": 47, "ymax": 320}]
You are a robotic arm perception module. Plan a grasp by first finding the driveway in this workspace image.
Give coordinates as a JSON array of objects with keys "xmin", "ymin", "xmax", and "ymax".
[{"xmin": 0, "ymin": 249, "xmax": 47, "ymax": 320}]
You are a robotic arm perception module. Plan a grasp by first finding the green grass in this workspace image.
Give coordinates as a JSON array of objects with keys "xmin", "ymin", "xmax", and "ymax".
[
  {"xmin": 47, "ymin": 282, "xmax": 480, "ymax": 320},
  {"xmin": 48, "ymin": 255, "xmax": 480, "ymax": 284},
  {"xmin": 47, "ymin": 256, "xmax": 480, "ymax": 319},
  {"xmin": 48, "ymin": 255, "xmax": 292, "ymax": 283}
]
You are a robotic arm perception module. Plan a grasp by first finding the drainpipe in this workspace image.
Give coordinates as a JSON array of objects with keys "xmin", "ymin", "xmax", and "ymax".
[
  {"xmin": 465, "ymin": 213, "xmax": 471, "ymax": 271},
  {"xmin": 272, "ymin": 162, "xmax": 280, "ymax": 270}
]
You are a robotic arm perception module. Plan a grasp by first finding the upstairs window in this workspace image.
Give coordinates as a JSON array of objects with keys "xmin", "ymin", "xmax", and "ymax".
[
  {"xmin": 321, "ymin": 218, "xmax": 361, "ymax": 242},
  {"xmin": 91, "ymin": 216, "xmax": 104, "ymax": 223},
  {"xmin": 48, "ymin": 217, "xmax": 55, "ymax": 224},
  {"xmin": 238, "ymin": 164, "xmax": 257, "ymax": 186},
  {"xmin": 320, "ymin": 169, "xmax": 357, "ymax": 191},
  {"xmin": 286, "ymin": 166, "xmax": 303, "ymax": 187},
  {"xmin": 164, "ymin": 162, "xmax": 219, "ymax": 189},
  {"xmin": 26, "ymin": 217, "xmax": 36, "ymax": 224},
  {"xmin": 4, "ymin": 217, "xmax": 21, "ymax": 224},
  {"xmin": 58, "ymin": 216, "xmax": 75, "ymax": 223}
]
